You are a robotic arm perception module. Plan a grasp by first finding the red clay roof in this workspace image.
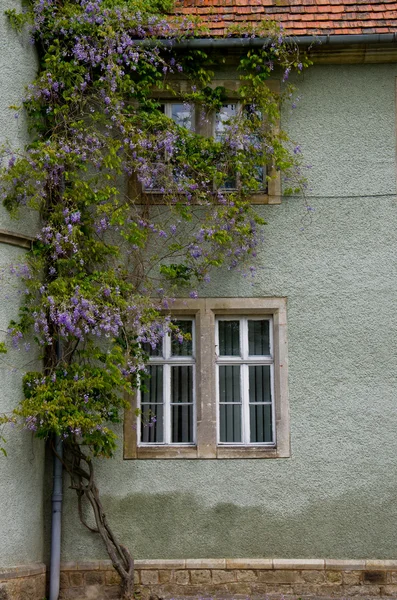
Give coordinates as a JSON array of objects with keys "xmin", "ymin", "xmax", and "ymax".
[{"xmin": 176, "ymin": 0, "xmax": 397, "ymax": 37}]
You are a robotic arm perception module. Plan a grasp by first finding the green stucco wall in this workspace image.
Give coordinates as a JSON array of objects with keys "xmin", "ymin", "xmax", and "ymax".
[
  {"xmin": 60, "ymin": 63, "xmax": 397, "ymax": 560},
  {"xmin": 0, "ymin": 2, "xmax": 45, "ymax": 567}
]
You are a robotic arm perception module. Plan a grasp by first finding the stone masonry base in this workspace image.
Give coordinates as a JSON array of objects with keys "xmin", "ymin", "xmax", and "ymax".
[
  {"xmin": 59, "ymin": 559, "xmax": 397, "ymax": 599},
  {"xmin": 0, "ymin": 564, "xmax": 46, "ymax": 600}
]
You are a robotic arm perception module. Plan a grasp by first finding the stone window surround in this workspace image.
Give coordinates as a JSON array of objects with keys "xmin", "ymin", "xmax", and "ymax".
[
  {"xmin": 128, "ymin": 79, "xmax": 281, "ymax": 206},
  {"xmin": 123, "ymin": 297, "xmax": 290, "ymax": 459}
]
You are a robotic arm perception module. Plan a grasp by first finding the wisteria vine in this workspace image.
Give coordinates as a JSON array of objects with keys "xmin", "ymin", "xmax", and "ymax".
[{"xmin": 0, "ymin": 0, "xmax": 308, "ymax": 594}]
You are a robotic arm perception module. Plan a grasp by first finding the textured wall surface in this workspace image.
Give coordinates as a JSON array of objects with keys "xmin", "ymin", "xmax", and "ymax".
[
  {"xmin": 0, "ymin": 1, "xmax": 44, "ymax": 567},
  {"xmin": 2, "ymin": 33, "xmax": 397, "ymax": 564},
  {"xmin": 59, "ymin": 63, "xmax": 397, "ymax": 561}
]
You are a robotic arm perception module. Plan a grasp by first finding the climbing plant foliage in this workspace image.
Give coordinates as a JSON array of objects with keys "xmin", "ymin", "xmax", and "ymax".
[{"xmin": 0, "ymin": 0, "xmax": 309, "ymax": 594}]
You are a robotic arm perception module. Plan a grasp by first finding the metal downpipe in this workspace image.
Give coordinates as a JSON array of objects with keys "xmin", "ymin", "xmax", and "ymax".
[{"xmin": 49, "ymin": 434, "xmax": 63, "ymax": 600}]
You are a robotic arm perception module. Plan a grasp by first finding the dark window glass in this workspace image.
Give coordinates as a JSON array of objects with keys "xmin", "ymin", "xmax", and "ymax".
[
  {"xmin": 218, "ymin": 321, "xmax": 240, "ymax": 356},
  {"xmin": 219, "ymin": 365, "xmax": 241, "ymax": 403},
  {"xmin": 141, "ymin": 365, "xmax": 164, "ymax": 443},
  {"xmin": 171, "ymin": 320, "xmax": 193, "ymax": 356},
  {"xmin": 171, "ymin": 366, "xmax": 193, "ymax": 403},
  {"xmin": 248, "ymin": 320, "xmax": 270, "ymax": 356},
  {"xmin": 248, "ymin": 365, "xmax": 271, "ymax": 403},
  {"xmin": 250, "ymin": 404, "xmax": 273, "ymax": 443},
  {"xmin": 142, "ymin": 341, "xmax": 163, "ymax": 357},
  {"xmin": 140, "ymin": 404, "xmax": 164, "ymax": 443},
  {"xmin": 171, "ymin": 405, "xmax": 193, "ymax": 443},
  {"xmin": 220, "ymin": 404, "xmax": 242, "ymax": 443}
]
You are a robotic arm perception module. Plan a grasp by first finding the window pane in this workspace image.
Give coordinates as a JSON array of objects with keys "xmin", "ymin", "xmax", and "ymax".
[
  {"xmin": 142, "ymin": 341, "xmax": 163, "ymax": 358},
  {"xmin": 142, "ymin": 366, "xmax": 163, "ymax": 403},
  {"xmin": 220, "ymin": 404, "xmax": 242, "ymax": 443},
  {"xmin": 215, "ymin": 104, "xmax": 237, "ymax": 141},
  {"xmin": 253, "ymin": 165, "xmax": 266, "ymax": 191},
  {"xmin": 171, "ymin": 103, "xmax": 194, "ymax": 130},
  {"xmin": 142, "ymin": 163, "xmax": 169, "ymax": 192},
  {"xmin": 249, "ymin": 365, "xmax": 271, "ymax": 403},
  {"xmin": 171, "ymin": 366, "xmax": 193, "ymax": 403},
  {"xmin": 221, "ymin": 172, "xmax": 237, "ymax": 190},
  {"xmin": 219, "ymin": 365, "xmax": 241, "ymax": 403},
  {"xmin": 171, "ymin": 320, "xmax": 193, "ymax": 356},
  {"xmin": 141, "ymin": 403, "xmax": 164, "ymax": 443},
  {"xmin": 218, "ymin": 321, "xmax": 240, "ymax": 356},
  {"xmin": 171, "ymin": 405, "xmax": 193, "ymax": 443},
  {"xmin": 141, "ymin": 365, "xmax": 164, "ymax": 443},
  {"xmin": 250, "ymin": 404, "xmax": 273, "ymax": 443},
  {"xmin": 248, "ymin": 320, "xmax": 270, "ymax": 356}
]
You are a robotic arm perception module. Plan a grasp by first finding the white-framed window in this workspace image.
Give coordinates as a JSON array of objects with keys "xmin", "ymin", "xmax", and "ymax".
[
  {"xmin": 143, "ymin": 101, "xmax": 267, "ymax": 193},
  {"xmin": 125, "ymin": 298, "xmax": 289, "ymax": 459},
  {"xmin": 143, "ymin": 102, "xmax": 195, "ymax": 193},
  {"xmin": 215, "ymin": 103, "xmax": 268, "ymax": 192},
  {"xmin": 216, "ymin": 316, "xmax": 275, "ymax": 445},
  {"xmin": 138, "ymin": 318, "xmax": 196, "ymax": 445}
]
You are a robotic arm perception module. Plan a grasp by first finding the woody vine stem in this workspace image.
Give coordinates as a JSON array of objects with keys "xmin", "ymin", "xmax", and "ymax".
[{"xmin": 0, "ymin": 0, "xmax": 309, "ymax": 596}]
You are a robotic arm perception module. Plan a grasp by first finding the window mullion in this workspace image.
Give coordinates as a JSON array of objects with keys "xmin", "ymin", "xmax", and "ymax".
[
  {"xmin": 164, "ymin": 363, "xmax": 171, "ymax": 445},
  {"xmin": 241, "ymin": 320, "xmax": 249, "ymax": 444},
  {"xmin": 242, "ymin": 364, "xmax": 250, "ymax": 444},
  {"xmin": 241, "ymin": 318, "xmax": 248, "ymax": 360}
]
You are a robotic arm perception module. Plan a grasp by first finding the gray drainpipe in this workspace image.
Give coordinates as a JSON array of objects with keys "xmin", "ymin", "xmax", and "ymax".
[
  {"xmin": 49, "ymin": 329, "xmax": 64, "ymax": 600},
  {"xmin": 49, "ymin": 434, "xmax": 63, "ymax": 600},
  {"xmin": 136, "ymin": 32, "xmax": 397, "ymax": 48}
]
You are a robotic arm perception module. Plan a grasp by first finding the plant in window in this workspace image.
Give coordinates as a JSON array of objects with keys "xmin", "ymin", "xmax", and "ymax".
[{"xmin": 0, "ymin": 0, "xmax": 309, "ymax": 596}]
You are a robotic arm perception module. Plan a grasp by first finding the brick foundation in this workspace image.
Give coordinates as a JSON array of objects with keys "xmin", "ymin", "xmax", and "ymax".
[
  {"xmin": 59, "ymin": 558, "xmax": 397, "ymax": 599},
  {"xmin": 0, "ymin": 564, "xmax": 46, "ymax": 600}
]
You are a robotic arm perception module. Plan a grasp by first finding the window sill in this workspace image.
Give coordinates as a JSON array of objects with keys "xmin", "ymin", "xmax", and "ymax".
[
  {"xmin": 216, "ymin": 446, "xmax": 285, "ymax": 459},
  {"xmin": 125, "ymin": 444, "xmax": 288, "ymax": 460},
  {"xmin": 133, "ymin": 191, "xmax": 281, "ymax": 206},
  {"xmin": 129, "ymin": 170, "xmax": 281, "ymax": 206},
  {"xmin": 135, "ymin": 446, "xmax": 198, "ymax": 459}
]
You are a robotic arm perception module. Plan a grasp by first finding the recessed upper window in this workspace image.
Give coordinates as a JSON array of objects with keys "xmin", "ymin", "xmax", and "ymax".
[{"xmin": 142, "ymin": 101, "xmax": 267, "ymax": 193}]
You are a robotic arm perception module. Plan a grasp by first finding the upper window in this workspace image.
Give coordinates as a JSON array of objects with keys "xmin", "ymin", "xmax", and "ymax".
[
  {"xmin": 125, "ymin": 298, "xmax": 290, "ymax": 459},
  {"xmin": 215, "ymin": 104, "xmax": 267, "ymax": 192},
  {"xmin": 142, "ymin": 103, "xmax": 195, "ymax": 193},
  {"xmin": 137, "ymin": 100, "xmax": 276, "ymax": 201}
]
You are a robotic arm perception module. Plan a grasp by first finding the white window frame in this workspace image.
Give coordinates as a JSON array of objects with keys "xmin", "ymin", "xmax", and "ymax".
[
  {"xmin": 137, "ymin": 317, "xmax": 196, "ymax": 446},
  {"xmin": 124, "ymin": 297, "xmax": 290, "ymax": 459},
  {"xmin": 215, "ymin": 316, "xmax": 276, "ymax": 446},
  {"xmin": 214, "ymin": 102, "xmax": 268, "ymax": 193},
  {"xmin": 144, "ymin": 101, "xmax": 268, "ymax": 194},
  {"xmin": 142, "ymin": 101, "xmax": 195, "ymax": 194}
]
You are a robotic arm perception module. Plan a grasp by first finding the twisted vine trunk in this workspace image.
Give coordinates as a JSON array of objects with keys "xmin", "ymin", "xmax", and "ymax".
[{"xmin": 61, "ymin": 442, "xmax": 134, "ymax": 599}]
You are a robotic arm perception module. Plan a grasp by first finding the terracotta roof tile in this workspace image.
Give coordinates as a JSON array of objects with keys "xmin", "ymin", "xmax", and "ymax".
[{"xmin": 176, "ymin": 0, "xmax": 397, "ymax": 35}]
